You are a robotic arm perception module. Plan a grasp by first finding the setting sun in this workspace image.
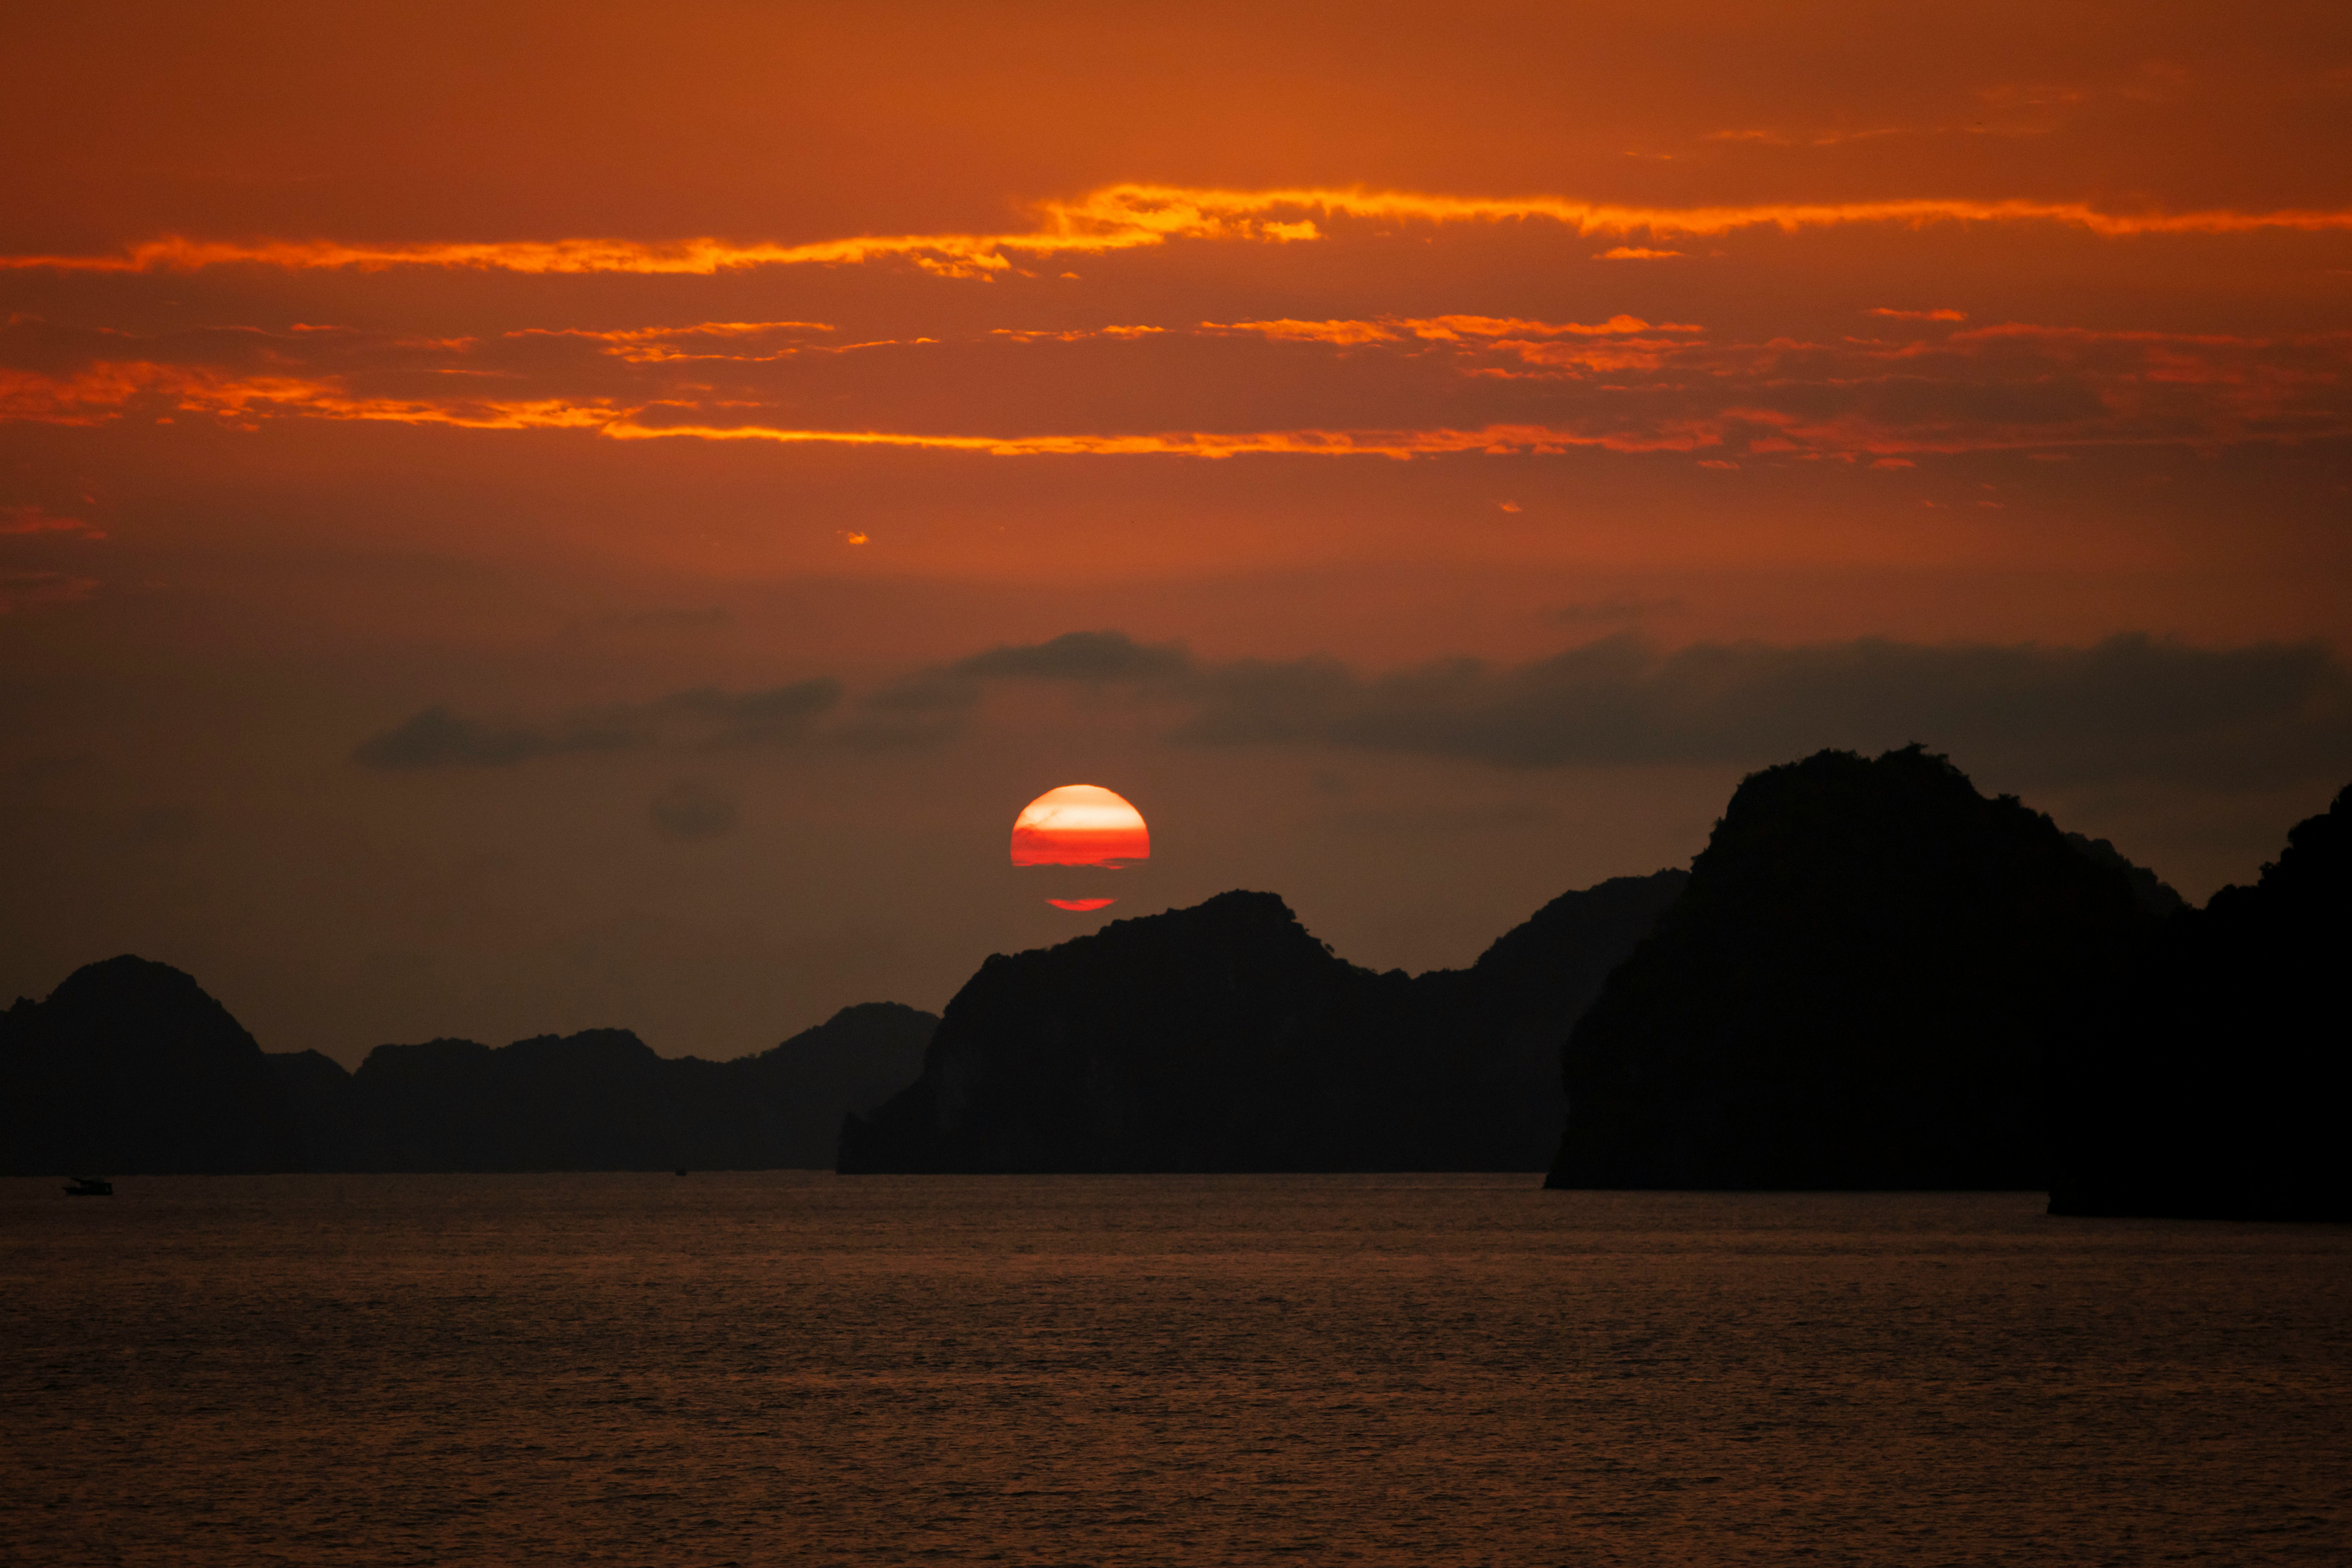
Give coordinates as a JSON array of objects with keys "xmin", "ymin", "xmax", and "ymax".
[{"xmin": 1011, "ymin": 784, "xmax": 1149, "ymax": 908}]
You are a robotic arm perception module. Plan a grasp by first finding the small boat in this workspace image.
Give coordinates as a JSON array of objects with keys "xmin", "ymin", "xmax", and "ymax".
[{"xmin": 63, "ymin": 1176, "xmax": 113, "ymax": 1197}]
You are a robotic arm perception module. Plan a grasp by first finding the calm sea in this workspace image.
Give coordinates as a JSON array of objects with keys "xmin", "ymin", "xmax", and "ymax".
[{"xmin": 3, "ymin": 1175, "xmax": 2347, "ymax": 1566}]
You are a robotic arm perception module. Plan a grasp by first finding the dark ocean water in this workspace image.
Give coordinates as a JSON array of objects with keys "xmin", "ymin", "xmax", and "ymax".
[{"xmin": 3, "ymin": 1174, "xmax": 2347, "ymax": 1566}]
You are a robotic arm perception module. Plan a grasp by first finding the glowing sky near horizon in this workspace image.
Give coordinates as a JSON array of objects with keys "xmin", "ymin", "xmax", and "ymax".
[{"xmin": 1, "ymin": 1, "xmax": 2347, "ymax": 1064}]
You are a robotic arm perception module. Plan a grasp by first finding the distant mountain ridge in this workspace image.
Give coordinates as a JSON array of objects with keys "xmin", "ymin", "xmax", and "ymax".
[
  {"xmin": 277, "ymin": 1003, "xmax": 937, "ymax": 1172},
  {"xmin": 0, "ymin": 961, "xmax": 935, "ymax": 1175},
  {"xmin": 840, "ymin": 870, "xmax": 1688, "ymax": 1172}
]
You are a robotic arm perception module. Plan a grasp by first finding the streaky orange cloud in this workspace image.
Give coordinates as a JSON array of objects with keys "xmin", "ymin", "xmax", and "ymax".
[
  {"xmin": 991, "ymin": 325, "xmax": 1166, "ymax": 342},
  {"xmin": 1204, "ymin": 318, "xmax": 1407, "ymax": 345},
  {"xmin": 12, "ymin": 321, "xmax": 2343, "ymax": 461},
  {"xmin": 0, "ymin": 362, "xmax": 621, "ymax": 432},
  {"xmin": 1205, "ymin": 314, "xmax": 1702, "ymax": 346},
  {"xmin": 1086, "ymin": 184, "xmax": 2352, "ymax": 240},
  {"xmin": 10, "ymin": 182, "xmax": 2350, "ymax": 277},
  {"xmin": 0, "ymin": 358, "xmax": 1715, "ymax": 455},
  {"xmin": 1410, "ymin": 314, "xmax": 1704, "ymax": 339},
  {"xmin": 597, "ymin": 419, "xmax": 1724, "ymax": 458},
  {"xmin": 0, "ymin": 236, "xmax": 1071, "ymax": 279},
  {"xmin": 0, "ymin": 504, "xmax": 104, "ymax": 538},
  {"xmin": 1944, "ymin": 323, "xmax": 2345, "ymax": 349},
  {"xmin": 513, "ymin": 321, "xmax": 837, "ymax": 363},
  {"xmin": 1869, "ymin": 307, "xmax": 1969, "ymax": 321}
]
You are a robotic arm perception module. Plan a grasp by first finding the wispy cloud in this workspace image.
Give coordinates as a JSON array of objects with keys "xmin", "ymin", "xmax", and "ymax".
[
  {"xmin": 0, "ymin": 503, "xmax": 105, "ymax": 539},
  {"xmin": 0, "ymin": 569, "xmax": 100, "ymax": 615},
  {"xmin": 10, "ymin": 182, "xmax": 2350, "ymax": 278},
  {"xmin": 593, "ymin": 420, "xmax": 1724, "ymax": 457},
  {"xmin": 1867, "ymin": 307, "xmax": 1969, "ymax": 322},
  {"xmin": 510, "ymin": 320, "xmax": 838, "ymax": 363},
  {"xmin": 1203, "ymin": 314, "xmax": 1701, "ymax": 345},
  {"xmin": 0, "ymin": 361, "xmax": 622, "ymax": 431},
  {"xmin": 991, "ymin": 325, "xmax": 1166, "ymax": 343},
  {"xmin": 11, "ymin": 314, "xmax": 2346, "ymax": 463}
]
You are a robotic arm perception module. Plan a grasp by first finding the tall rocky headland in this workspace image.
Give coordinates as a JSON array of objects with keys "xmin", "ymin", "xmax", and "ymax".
[
  {"xmin": 839, "ymin": 870, "xmax": 1687, "ymax": 1173},
  {"xmin": 1546, "ymin": 747, "xmax": 2153, "ymax": 1191},
  {"xmin": 2048, "ymin": 783, "xmax": 2350, "ymax": 1221}
]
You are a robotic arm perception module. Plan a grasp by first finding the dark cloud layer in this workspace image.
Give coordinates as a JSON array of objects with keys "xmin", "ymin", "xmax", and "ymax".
[
  {"xmin": 352, "ymin": 633, "xmax": 2352, "ymax": 794},
  {"xmin": 650, "ymin": 681, "xmax": 844, "ymax": 749},
  {"xmin": 352, "ymin": 679, "xmax": 841, "ymax": 770},
  {"xmin": 351, "ymin": 705, "xmax": 635, "ymax": 769},
  {"xmin": 838, "ymin": 671, "xmax": 984, "ymax": 754},
  {"xmin": 955, "ymin": 630, "xmax": 1192, "ymax": 681},
  {"xmin": 966, "ymin": 630, "xmax": 2352, "ymax": 790}
]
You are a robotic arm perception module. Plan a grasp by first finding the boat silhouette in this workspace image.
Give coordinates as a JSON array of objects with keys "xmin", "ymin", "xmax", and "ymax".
[{"xmin": 63, "ymin": 1176, "xmax": 113, "ymax": 1197}]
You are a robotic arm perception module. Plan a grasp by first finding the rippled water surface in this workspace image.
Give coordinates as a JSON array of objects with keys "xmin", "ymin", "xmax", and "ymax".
[{"xmin": 4, "ymin": 1175, "xmax": 2348, "ymax": 1565}]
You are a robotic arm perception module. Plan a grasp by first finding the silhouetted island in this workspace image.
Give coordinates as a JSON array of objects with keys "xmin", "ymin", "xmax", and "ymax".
[
  {"xmin": 1, "ymin": 954, "xmax": 935, "ymax": 1174},
  {"xmin": 1545, "ymin": 746, "xmax": 2159, "ymax": 1191},
  {"xmin": 2049, "ymin": 783, "xmax": 2350, "ymax": 1221},
  {"xmin": 0, "ymin": 956, "xmax": 306, "ymax": 1176},
  {"xmin": 276, "ymin": 1003, "xmax": 937, "ymax": 1172},
  {"xmin": 839, "ymin": 870, "xmax": 1687, "ymax": 1172}
]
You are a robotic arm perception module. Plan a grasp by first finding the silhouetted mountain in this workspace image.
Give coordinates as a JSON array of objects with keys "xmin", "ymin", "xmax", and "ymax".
[
  {"xmin": 2064, "ymin": 831, "xmax": 2187, "ymax": 918},
  {"xmin": 1411, "ymin": 871, "xmax": 1698, "ymax": 1166},
  {"xmin": 1546, "ymin": 747, "xmax": 2151, "ymax": 1191},
  {"xmin": 2050, "ymin": 783, "xmax": 2351, "ymax": 1221},
  {"xmin": 840, "ymin": 871, "xmax": 1686, "ymax": 1172},
  {"xmin": 266, "ymin": 1048, "xmax": 363, "ymax": 1167},
  {"xmin": 0, "ymin": 956, "xmax": 305, "ymax": 1175},
  {"xmin": 753, "ymin": 1002, "xmax": 948, "ymax": 1161},
  {"xmin": 273, "ymin": 1003, "xmax": 937, "ymax": 1172}
]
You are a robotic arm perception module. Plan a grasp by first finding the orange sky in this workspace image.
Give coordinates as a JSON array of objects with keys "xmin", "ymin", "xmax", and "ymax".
[{"xmin": 3, "ymin": 2, "xmax": 2348, "ymax": 1062}]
